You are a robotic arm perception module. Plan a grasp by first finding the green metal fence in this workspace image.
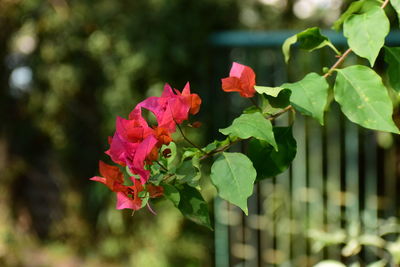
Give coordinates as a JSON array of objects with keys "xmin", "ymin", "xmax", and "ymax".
[{"xmin": 210, "ymin": 30, "xmax": 400, "ymax": 267}]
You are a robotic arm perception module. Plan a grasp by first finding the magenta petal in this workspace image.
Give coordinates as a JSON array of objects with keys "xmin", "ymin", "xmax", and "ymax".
[
  {"xmin": 161, "ymin": 83, "xmax": 175, "ymax": 98},
  {"xmin": 89, "ymin": 176, "xmax": 106, "ymax": 184},
  {"xmin": 132, "ymin": 135, "xmax": 158, "ymax": 184},
  {"xmin": 229, "ymin": 62, "xmax": 245, "ymax": 78},
  {"xmin": 182, "ymin": 82, "xmax": 190, "ymax": 95},
  {"xmin": 116, "ymin": 192, "xmax": 135, "ymax": 210}
]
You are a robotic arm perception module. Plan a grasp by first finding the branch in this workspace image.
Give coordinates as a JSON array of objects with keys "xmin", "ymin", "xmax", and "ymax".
[{"xmin": 323, "ymin": 0, "xmax": 389, "ymax": 78}]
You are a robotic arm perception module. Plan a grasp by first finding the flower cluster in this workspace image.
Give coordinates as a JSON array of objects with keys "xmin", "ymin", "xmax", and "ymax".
[{"xmin": 90, "ymin": 82, "xmax": 201, "ymax": 211}]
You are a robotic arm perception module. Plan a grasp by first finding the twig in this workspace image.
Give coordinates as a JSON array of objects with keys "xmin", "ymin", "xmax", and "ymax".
[
  {"xmin": 176, "ymin": 123, "xmax": 207, "ymax": 154},
  {"xmin": 267, "ymin": 105, "xmax": 293, "ymax": 120},
  {"xmin": 155, "ymin": 160, "xmax": 168, "ymax": 172}
]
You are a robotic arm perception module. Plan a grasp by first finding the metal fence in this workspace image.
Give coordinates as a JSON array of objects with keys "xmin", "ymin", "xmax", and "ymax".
[{"xmin": 209, "ymin": 30, "xmax": 400, "ymax": 267}]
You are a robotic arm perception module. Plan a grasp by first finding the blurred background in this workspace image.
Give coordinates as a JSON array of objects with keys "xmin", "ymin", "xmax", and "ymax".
[{"xmin": 2, "ymin": 0, "xmax": 400, "ymax": 266}]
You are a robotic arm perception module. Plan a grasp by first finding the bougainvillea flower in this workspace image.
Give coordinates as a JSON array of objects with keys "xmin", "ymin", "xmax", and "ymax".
[
  {"xmin": 175, "ymin": 82, "xmax": 202, "ymax": 115},
  {"xmin": 116, "ymin": 116, "xmax": 154, "ymax": 143},
  {"xmin": 221, "ymin": 62, "xmax": 256, "ymax": 98},
  {"xmin": 90, "ymin": 161, "xmax": 125, "ymax": 192},
  {"xmin": 116, "ymin": 181, "xmax": 143, "ymax": 210},
  {"xmin": 129, "ymin": 83, "xmax": 201, "ymax": 132},
  {"xmin": 116, "ymin": 181, "xmax": 164, "ymax": 210},
  {"xmin": 106, "ymin": 132, "xmax": 158, "ymax": 184}
]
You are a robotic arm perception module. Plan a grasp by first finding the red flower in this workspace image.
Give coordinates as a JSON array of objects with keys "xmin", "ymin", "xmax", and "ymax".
[
  {"xmin": 221, "ymin": 62, "xmax": 256, "ymax": 98},
  {"xmin": 90, "ymin": 161, "xmax": 163, "ymax": 211}
]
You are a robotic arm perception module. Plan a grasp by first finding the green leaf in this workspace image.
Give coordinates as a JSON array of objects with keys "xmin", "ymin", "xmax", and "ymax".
[
  {"xmin": 149, "ymin": 173, "xmax": 163, "ymax": 185},
  {"xmin": 384, "ymin": 46, "xmax": 400, "ymax": 92},
  {"xmin": 334, "ymin": 65, "xmax": 399, "ymax": 133},
  {"xmin": 162, "ymin": 183, "xmax": 180, "ymax": 207},
  {"xmin": 282, "ymin": 27, "xmax": 339, "ymax": 63},
  {"xmin": 343, "ymin": 6, "xmax": 389, "ymax": 66},
  {"xmin": 219, "ymin": 112, "xmax": 277, "ymax": 150},
  {"xmin": 265, "ymin": 89, "xmax": 292, "ymax": 109},
  {"xmin": 176, "ymin": 184, "xmax": 212, "ymax": 229},
  {"xmin": 176, "ymin": 156, "xmax": 201, "ymax": 189},
  {"xmin": 390, "ymin": 0, "xmax": 400, "ymax": 27},
  {"xmin": 332, "ymin": 0, "xmax": 381, "ymax": 30},
  {"xmin": 282, "ymin": 34, "xmax": 297, "ymax": 63},
  {"xmin": 248, "ymin": 127, "xmax": 297, "ymax": 180},
  {"xmin": 255, "ymin": 86, "xmax": 285, "ymax": 97},
  {"xmin": 210, "ymin": 152, "xmax": 257, "ymax": 215},
  {"xmin": 282, "ymin": 73, "xmax": 329, "ymax": 125}
]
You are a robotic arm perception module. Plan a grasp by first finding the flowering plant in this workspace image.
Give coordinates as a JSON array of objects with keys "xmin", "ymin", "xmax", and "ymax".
[{"xmin": 91, "ymin": 0, "xmax": 400, "ymax": 229}]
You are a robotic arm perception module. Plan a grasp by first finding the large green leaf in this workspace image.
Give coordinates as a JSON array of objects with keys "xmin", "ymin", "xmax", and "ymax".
[
  {"xmin": 384, "ymin": 46, "xmax": 400, "ymax": 92},
  {"xmin": 282, "ymin": 27, "xmax": 339, "ymax": 63},
  {"xmin": 332, "ymin": 0, "xmax": 380, "ymax": 30},
  {"xmin": 176, "ymin": 184, "xmax": 212, "ymax": 229},
  {"xmin": 390, "ymin": 0, "xmax": 400, "ymax": 27},
  {"xmin": 248, "ymin": 127, "xmax": 297, "ymax": 180},
  {"xmin": 219, "ymin": 112, "xmax": 277, "ymax": 150},
  {"xmin": 210, "ymin": 152, "xmax": 256, "ymax": 215},
  {"xmin": 343, "ymin": 6, "xmax": 389, "ymax": 66},
  {"xmin": 334, "ymin": 65, "xmax": 399, "ymax": 133},
  {"xmin": 282, "ymin": 73, "xmax": 329, "ymax": 125}
]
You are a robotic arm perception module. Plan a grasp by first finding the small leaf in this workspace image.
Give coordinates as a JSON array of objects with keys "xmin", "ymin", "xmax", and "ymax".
[
  {"xmin": 176, "ymin": 184, "xmax": 212, "ymax": 229},
  {"xmin": 343, "ymin": 6, "xmax": 389, "ymax": 66},
  {"xmin": 265, "ymin": 89, "xmax": 292, "ymax": 109},
  {"xmin": 384, "ymin": 46, "xmax": 400, "ymax": 92},
  {"xmin": 210, "ymin": 152, "xmax": 257, "ymax": 215},
  {"xmin": 248, "ymin": 127, "xmax": 296, "ymax": 180},
  {"xmin": 176, "ymin": 156, "xmax": 201, "ymax": 189},
  {"xmin": 282, "ymin": 34, "xmax": 297, "ymax": 63},
  {"xmin": 282, "ymin": 72, "xmax": 329, "ymax": 125},
  {"xmin": 332, "ymin": 0, "xmax": 381, "ymax": 30},
  {"xmin": 334, "ymin": 65, "xmax": 399, "ymax": 133},
  {"xmin": 219, "ymin": 112, "xmax": 277, "ymax": 150},
  {"xmin": 255, "ymin": 86, "xmax": 285, "ymax": 97},
  {"xmin": 162, "ymin": 183, "xmax": 180, "ymax": 207},
  {"xmin": 391, "ymin": 0, "xmax": 400, "ymax": 27},
  {"xmin": 282, "ymin": 27, "xmax": 339, "ymax": 63},
  {"xmin": 332, "ymin": 0, "xmax": 376, "ymax": 30}
]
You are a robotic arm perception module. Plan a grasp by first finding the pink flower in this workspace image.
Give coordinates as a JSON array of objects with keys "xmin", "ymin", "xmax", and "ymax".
[
  {"xmin": 129, "ymin": 83, "xmax": 201, "ymax": 132},
  {"xmin": 221, "ymin": 62, "xmax": 256, "ymax": 98}
]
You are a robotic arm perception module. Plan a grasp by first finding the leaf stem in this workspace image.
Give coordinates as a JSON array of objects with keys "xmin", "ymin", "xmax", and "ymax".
[
  {"xmin": 249, "ymin": 97, "xmax": 261, "ymax": 110},
  {"xmin": 155, "ymin": 160, "xmax": 168, "ymax": 172},
  {"xmin": 323, "ymin": 0, "xmax": 389, "ymax": 78},
  {"xmin": 176, "ymin": 123, "xmax": 207, "ymax": 154},
  {"xmin": 267, "ymin": 105, "xmax": 293, "ymax": 120},
  {"xmin": 323, "ymin": 48, "xmax": 353, "ymax": 78}
]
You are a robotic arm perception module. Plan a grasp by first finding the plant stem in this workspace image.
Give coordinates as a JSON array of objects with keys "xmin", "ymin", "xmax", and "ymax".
[
  {"xmin": 249, "ymin": 97, "xmax": 261, "ymax": 110},
  {"xmin": 323, "ymin": 0, "xmax": 389, "ymax": 78},
  {"xmin": 155, "ymin": 160, "xmax": 168, "ymax": 172},
  {"xmin": 323, "ymin": 48, "xmax": 353, "ymax": 78},
  {"xmin": 267, "ymin": 105, "xmax": 293, "ymax": 120},
  {"xmin": 176, "ymin": 123, "xmax": 207, "ymax": 154},
  {"xmin": 381, "ymin": 0, "xmax": 390, "ymax": 9}
]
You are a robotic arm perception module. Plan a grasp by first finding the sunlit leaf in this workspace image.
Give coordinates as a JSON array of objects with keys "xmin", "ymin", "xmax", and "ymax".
[
  {"xmin": 282, "ymin": 27, "xmax": 339, "ymax": 63},
  {"xmin": 282, "ymin": 73, "xmax": 329, "ymax": 125},
  {"xmin": 210, "ymin": 152, "xmax": 256, "ymax": 215},
  {"xmin": 343, "ymin": 6, "xmax": 389, "ymax": 66},
  {"xmin": 334, "ymin": 65, "xmax": 399, "ymax": 133},
  {"xmin": 219, "ymin": 112, "xmax": 277, "ymax": 150}
]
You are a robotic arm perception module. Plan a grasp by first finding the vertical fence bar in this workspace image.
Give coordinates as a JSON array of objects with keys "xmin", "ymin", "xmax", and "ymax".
[{"xmin": 291, "ymin": 114, "xmax": 308, "ymax": 265}]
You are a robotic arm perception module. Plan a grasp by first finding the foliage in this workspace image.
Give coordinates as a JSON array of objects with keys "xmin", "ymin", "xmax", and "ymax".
[{"xmin": 90, "ymin": 0, "xmax": 400, "ymax": 232}]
